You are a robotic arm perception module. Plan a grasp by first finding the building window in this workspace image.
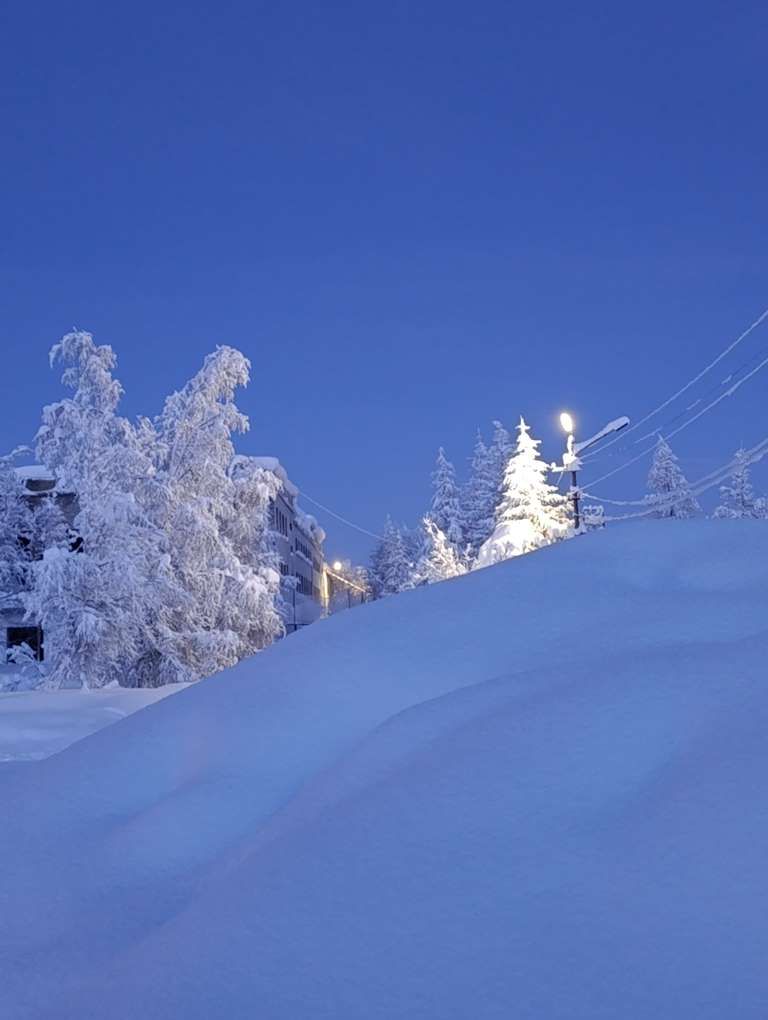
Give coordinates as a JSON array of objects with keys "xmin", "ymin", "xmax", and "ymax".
[
  {"xmin": 6, "ymin": 626, "xmax": 44, "ymax": 662},
  {"xmin": 271, "ymin": 504, "xmax": 290, "ymax": 538}
]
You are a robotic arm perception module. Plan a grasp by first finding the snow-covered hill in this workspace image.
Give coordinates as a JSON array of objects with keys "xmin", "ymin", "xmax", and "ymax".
[{"xmin": 2, "ymin": 521, "xmax": 768, "ymax": 1019}]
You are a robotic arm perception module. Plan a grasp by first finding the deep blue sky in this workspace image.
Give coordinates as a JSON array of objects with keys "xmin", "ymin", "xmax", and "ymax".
[{"xmin": 3, "ymin": 1, "xmax": 767, "ymax": 560}]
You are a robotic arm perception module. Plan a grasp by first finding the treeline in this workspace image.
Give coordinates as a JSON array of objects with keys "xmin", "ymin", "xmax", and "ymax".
[{"xmin": 368, "ymin": 426, "xmax": 768, "ymax": 598}]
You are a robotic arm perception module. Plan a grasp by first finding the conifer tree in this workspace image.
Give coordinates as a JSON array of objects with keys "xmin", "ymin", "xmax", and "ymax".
[
  {"xmin": 714, "ymin": 448, "xmax": 757, "ymax": 519},
  {"xmin": 430, "ymin": 448, "xmax": 464, "ymax": 549},
  {"xmin": 645, "ymin": 437, "xmax": 700, "ymax": 519},
  {"xmin": 487, "ymin": 420, "xmax": 513, "ymax": 503},
  {"xmin": 476, "ymin": 417, "xmax": 570, "ymax": 567},
  {"xmin": 369, "ymin": 518, "xmax": 413, "ymax": 597},
  {"xmin": 461, "ymin": 430, "xmax": 497, "ymax": 555},
  {"xmin": 418, "ymin": 517, "xmax": 467, "ymax": 584}
]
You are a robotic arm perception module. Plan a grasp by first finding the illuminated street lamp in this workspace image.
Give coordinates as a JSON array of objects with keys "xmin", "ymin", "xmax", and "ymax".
[
  {"xmin": 332, "ymin": 560, "xmax": 343, "ymax": 572},
  {"xmin": 551, "ymin": 412, "xmax": 630, "ymax": 533},
  {"xmin": 558, "ymin": 411, "xmax": 581, "ymax": 530}
]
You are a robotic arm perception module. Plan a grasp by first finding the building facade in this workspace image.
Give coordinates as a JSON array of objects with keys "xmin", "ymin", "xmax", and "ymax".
[
  {"xmin": 249, "ymin": 458, "xmax": 327, "ymax": 632},
  {"xmin": 1, "ymin": 466, "xmax": 77, "ymax": 677}
]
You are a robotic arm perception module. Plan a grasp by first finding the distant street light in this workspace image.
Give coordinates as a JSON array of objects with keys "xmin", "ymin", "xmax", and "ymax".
[
  {"xmin": 552, "ymin": 412, "xmax": 630, "ymax": 533},
  {"xmin": 332, "ymin": 560, "xmax": 343, "ymax": 572}
]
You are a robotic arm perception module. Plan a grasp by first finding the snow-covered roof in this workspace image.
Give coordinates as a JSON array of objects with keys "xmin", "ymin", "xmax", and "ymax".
[
  {"xmin": 250, "ymin": 457, "xmax": 300, "ymax": 499},
  {"xmin": 295, "ymin": 508, "xmax": 326, "ymax": 545},
  {"xmin": 14, "ymin": 465, "xmax": 56, "ymax": 483}
]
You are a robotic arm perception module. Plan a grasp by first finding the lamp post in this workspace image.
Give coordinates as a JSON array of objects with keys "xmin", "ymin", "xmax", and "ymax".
[
  {"xmin": 552, "ymin": 412, "xmax": 631, "ymax": 534},
  {"xmin": 559, "ymin": 412, "xmax": 581, "ymax": 531}
]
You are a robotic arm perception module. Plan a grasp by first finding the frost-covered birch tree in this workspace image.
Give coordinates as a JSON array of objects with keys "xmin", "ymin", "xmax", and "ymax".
[
  {"xmin": 30, "ymin": 332, "xmax": 170, "ymax": 688},
  {"xmin": 140, "ymin": 347, "xmax": 283, "ymax": 683},
  {"xmin": 26, "ymin": 331, "xmax": 283, "ymax": 689}
]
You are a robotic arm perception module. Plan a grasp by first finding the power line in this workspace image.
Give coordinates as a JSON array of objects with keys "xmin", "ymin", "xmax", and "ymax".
[
  {"xmin": 586, "ymin": 334, "xmax": 768, "ymax": 463},
  {"xmin": 297, "ymin": 311, "xmax": 768, "ymax": 546},
  {"xmin": 582, "ymin": 304, "xmax": 768, "ymax": 462},
  {"xmin": 300, "ymin": 491, "xmax": 383, "ymax": 541},
  {"xmin": 584, "ymin": 435, "xmax": 768, "ymax": 518},
  {"xmin": 585, "ymin": 436, "xmax": 768, "ymax": 506},
  {"xmin": 583, "ymin": 347, "xmax": 768, "ymax": 489}
]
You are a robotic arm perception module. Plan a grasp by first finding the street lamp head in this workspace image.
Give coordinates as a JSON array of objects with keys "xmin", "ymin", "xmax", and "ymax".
[
  {"xmin": 559, "ymin": 411, "xmax": 574, "ymax": 435},
  {"xmin": 332, "ymin": 560, "xmax": 343, "ymax": 572}
]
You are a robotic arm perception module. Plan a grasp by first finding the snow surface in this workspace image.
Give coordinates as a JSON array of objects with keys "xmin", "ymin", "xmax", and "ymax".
[
  {"xmin": 2, "ymin": 521, "xmax": 768, "ymax": 1018},
  {"xmin": 13, "ymin": 464, "xmax": 56, "ymax": 482},
  {"xmin": 0, "ymin": 685, "xmax": 187, "ymax": 763}
]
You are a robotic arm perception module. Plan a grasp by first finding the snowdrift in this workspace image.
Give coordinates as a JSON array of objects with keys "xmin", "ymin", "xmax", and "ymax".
[
  {"xmin": 2, "ymin": 521, "xmax": 768, "ymax": 1019},
  {"xmin": 0, "ymin": 685, "xmax": 186, "ymax": 762}
]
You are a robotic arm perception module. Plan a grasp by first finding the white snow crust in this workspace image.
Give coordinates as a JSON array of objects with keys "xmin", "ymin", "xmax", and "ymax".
[
  {"xmin": 0, "ymin": 685, "xmax": 187, "ymax": 762},
  {"xmin": 2, "ymin": 521, "xmax": 768, "ymax": 1019}
]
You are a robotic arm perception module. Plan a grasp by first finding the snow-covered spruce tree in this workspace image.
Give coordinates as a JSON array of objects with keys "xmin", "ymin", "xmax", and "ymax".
[
  {"xmin": 146, "ymin": 348, "xmax": 283, "ymax": 683},
  {"xmin": 430, "ymin": 448, "xmax": 464, "ymax": 549},
  {"xmin": 713, "ymin": 448, "xmax": 758, "ymax": 519},
  {"xmin": 645, "ymin": 437, "xmax": 700, "ymax": 519},
  {"xmin": 461, "ymin": 430, "xmax": 496, "ymax": 556},
  {"xmin": 487, "ymin": 419, "xmax": 513, "ymax": 497},
  {"xmin": 418, "ymin": 517, "xmax": 467, "ymax": 584},
  {"xmin": 754, "ymin": 496, "xmax": 768, "ymax": 520},
  {"xmin": 475, "ymin": 417, "xmax": 570, "ymax": 567},
  {"xmin": 369, "ymin": 518, "xmax": 413, "ymax": 597},
  {"xmin": 401, "ymin": 523, "xmax": 427, "ymax": 570}
]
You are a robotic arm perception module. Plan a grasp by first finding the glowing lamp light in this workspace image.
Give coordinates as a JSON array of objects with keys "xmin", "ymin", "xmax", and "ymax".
[
  {"xmin": 332, "ymin": 560, "xmax": 343, "ymax": 572},
  {"xmin": 559, "ymin": 411, "xmax": 574, "ymax": 434}
]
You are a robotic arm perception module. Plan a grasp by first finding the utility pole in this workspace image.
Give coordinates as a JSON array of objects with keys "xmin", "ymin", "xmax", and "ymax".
[
  {"xmin": 552, "ymin": 412, "xmax": 630, "ymax": 533},
  {"xmin": 566, "ymin": 433, "xmax": 581, "ymax": 531}
]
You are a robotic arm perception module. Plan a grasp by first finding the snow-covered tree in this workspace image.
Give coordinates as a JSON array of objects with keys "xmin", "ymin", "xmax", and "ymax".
[
  {"xmin": 429, "ymin": 448, "xmax": 464, "ymax": 549},
  {"xmin": 713, "ymin": 448, "xmax": 758, "ymax": 519},
  {"xmin": 475, "ymin": 417, "xmax": 570, "ymax": 567},
  {"xmin": 30, "ymin": 331, "xmax": 171, "ymax": 688},
  {"xmin": 29, "ymin": 494, "xmax": 72, "ymax": 558},
  {"xmin": 418, "ymin": 517, "xmax": 467, "ymax": 584},
  {"xmin": 28, "ymin": 332, "xmax": 282, "ymax": 689},
  {"xmin": 369, "ymin": 518, "xmax": 413, "ymax": 597},
  {"xmin": 144, "ymin": 347, "xmax": 283, "ymax": 684},
  {"xmin": 461, "ymin": 430, "xmax": 496, "ymax": 555},
  {"xmin": 0, "ymin": 451, "xmax": 35, "ymax": 608},
  {"xmin": 399, "ymin": 523, "xmax": 428, "ymax": 587},
  {"xmin": 754, "ymin": 496, "xmax": 768, "ymax": 520},
  {"xmin": 645, "ymin": 437, "xmax": 700, "ymax": 519},
  {"xmin": 487, "ymin": 420, "xmax": 513, "ymax": 492}
]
